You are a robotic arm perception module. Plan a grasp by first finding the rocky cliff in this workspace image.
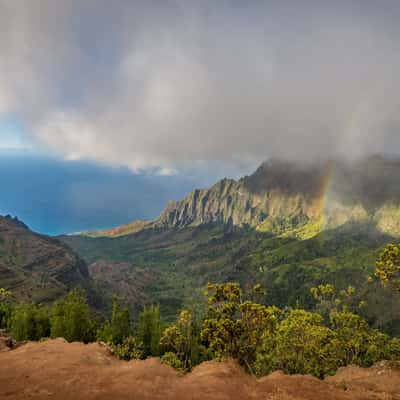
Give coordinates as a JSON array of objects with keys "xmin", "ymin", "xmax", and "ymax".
[{"xmin": 155, "ymin": 156, "xmax": 400, "ymax": 238}]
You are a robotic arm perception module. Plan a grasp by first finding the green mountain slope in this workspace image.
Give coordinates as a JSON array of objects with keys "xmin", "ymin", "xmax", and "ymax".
[
  {"xmin": 61, "ymin": 156, "xmax": 400, "ymax": 332},
  {"xmin": 0, "ymin": 215, "xmax": 95, "ymax": 304},
  {"xmin": 62, "ymin": 222, "xmax": 400, "ymax": 333}
]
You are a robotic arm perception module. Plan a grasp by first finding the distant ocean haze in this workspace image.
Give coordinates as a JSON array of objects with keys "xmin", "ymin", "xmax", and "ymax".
[{"xmin": 0, "ymin": 154, "xmax": 224, "ymax": 235}]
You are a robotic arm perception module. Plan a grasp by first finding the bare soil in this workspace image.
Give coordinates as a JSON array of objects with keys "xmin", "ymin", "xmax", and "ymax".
[{"xmin": 0, "ymin": 339, "xmax": 399, "ymax": 399}]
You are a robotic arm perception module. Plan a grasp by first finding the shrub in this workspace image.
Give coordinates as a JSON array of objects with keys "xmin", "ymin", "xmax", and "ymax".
[
  {"xmin": 0, "ymin": 288, "xmax": 13, "ymax": 329},
  {"xmin": 138, "ymin": 305, "xmax": 161, "ymax": 357},
  {"xmin": 10, "ymin": 303, "xmax": 50, "ymax": 341},
  {"xmin": 255, "ymin": 309, "xmax": 336, "ymax": 378},
  {"xmin": 160, "ymin": 309, "xmax": 200, "ymax": 370},
  {"xmin": 161, "ymin": 351, "xmax": 183, "ymax": 370},
  {"xmin": 113, "ymin": 336, "xmax": 144, "ymax": 360},
  {"xmin": 200, "ymin": 282, "xmax": 282, "ymax": 374},
  {"xmin": 111, "ymin": 297, "xmax": 130, "ymax": 345},
  {"xmin": 50, "ymin": 290, "xmax": 94, "ymax": 342}
]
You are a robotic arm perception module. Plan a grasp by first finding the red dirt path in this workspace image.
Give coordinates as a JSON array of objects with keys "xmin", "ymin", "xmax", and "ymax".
[{"xmin": 0, "ymin": 339, "xmax": 399, "ymax": 399}]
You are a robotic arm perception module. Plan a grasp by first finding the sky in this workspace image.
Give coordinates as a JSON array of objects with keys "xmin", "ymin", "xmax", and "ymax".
[
  {"xmin": 0, "ymin": 153, "xmax": 227, "ymax": 235},
  {"xmin": 1, "ymin": 1, "xmax": 400, "ymax": 233}
]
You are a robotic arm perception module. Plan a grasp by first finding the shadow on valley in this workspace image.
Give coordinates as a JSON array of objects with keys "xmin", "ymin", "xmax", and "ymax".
[{"xmin": 60, "ymin": 221, "xmax": 400, "ymax": 335}]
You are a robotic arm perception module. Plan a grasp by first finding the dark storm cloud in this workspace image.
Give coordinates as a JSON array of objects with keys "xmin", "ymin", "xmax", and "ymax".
[{"xmin": 1, "ymin": 0, "xmax": 400, "ymax": 172}]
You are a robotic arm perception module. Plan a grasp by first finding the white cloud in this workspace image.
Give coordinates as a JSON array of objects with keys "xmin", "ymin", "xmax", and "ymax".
[{"xmin": 1, "ymin": 1, "xmax": 400, "ymax": 171}]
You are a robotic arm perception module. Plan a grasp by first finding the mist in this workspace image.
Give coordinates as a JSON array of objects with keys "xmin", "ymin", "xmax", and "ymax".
[{"xmin": 1, "ymin": 1, "xmax": 400, "ymax": 172}]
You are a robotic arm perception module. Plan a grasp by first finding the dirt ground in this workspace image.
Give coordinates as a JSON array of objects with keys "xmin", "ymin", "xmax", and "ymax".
[{"xmin": 0, "ymin": 338, "xmax": 399, "ymax": 400}]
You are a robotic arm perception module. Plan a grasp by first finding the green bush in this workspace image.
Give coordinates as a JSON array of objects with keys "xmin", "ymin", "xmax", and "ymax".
[
  {"xmin": 113, "ymin": 336, "xmax": 144, "ymax": 360},
  {"xmin": 50, "ymin": 290, "xmax": 95, "ymax": 342},
  {"xmin": 329, "ymin": 310, "xmax": 392, "ymax": 367},
  {"xmin": 10, "ymin": 303, "xmax": 50, "ymax": 341},
  {"xmin": 0, "ymin": 288, "xmax": 13, "ymax": 329},
  {"xmin": 161, "ymin": 351, "xmax": 183, "ymax": 370},
  {"xmin": 111, "ymin": 297, "xmax": 130, "ymax": 345},
  {"xmin": 200, "ymin": 283, "xmax": 281, "ymax": 373},
  {"xmin": 160, "ymin": 309, "xmax": 203, "ymax": 370},
  {"xmin": 255, "ymin": 309, "xmax": 336, "ymax": 377}
]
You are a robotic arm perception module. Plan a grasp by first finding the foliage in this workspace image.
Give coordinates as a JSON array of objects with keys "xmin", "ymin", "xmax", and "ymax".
[
  {"xmin": 161, "ymin": 352, "xmax": 184, "ymax": 370},
  {"xmin": 111, "ymin": 297, "xmax": 131, "ymax": 345},
  {"xmin": 1, "ymin": 279, "xmax": 398, "ymax": 379},
  {"xmin": 0, "ymin": 288, "xmax": 13, "ymax": 329},
  {"xmin": 375, "ymin": 243, "xmax": 400, "ymax": 291},
  {"xmin": 329, "ymin": 310, "xmax": 392, "ymax": 367},
  {"xmin": 50, "ymin": 290, "xmax": 95, "ymax": 343},
  {"xmin": 62, "ymin": 223, "xmax": 400, "ymax": 334},
  {"xmin": 113, "ymin": 336, "xmax": 144, "ymax": 360},
  {"xmin": 200, "ymin": 282, "xmax": 282, "ymax": 373},
  {"xmin": 10, "ymin": 303, "xmax": 50, "ymax": 341},
  {"xmin": 160, "ymin": 309, "xmax": 204, "ymax": 370},
  {"xmin": 311, "ymin": 284, "xmax": 365, "ymax": 323},
  {"xmin": 138, "ymin": 305, "xmax": 161, "ymax": 357},
  {"xmin": 255, "ymin": 309, "xmax": 335, "ymax": 377},
  {"xmin": 96, "ymin": 320, "xmax": 113, "ymax": 343}
]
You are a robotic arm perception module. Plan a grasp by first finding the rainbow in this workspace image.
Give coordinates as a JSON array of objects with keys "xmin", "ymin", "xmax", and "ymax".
[
  {"xmin": 314, "ymin": 95, "xmax": 373, "ymax": 230},
  {"xmin": 313, "ymin": 161, "xmax": 336, "ymax": 231}
]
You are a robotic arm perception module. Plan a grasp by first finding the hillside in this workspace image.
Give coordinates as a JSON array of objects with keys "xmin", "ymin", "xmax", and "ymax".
[
  {"xmin": 61, "ymin": 156, "xmax": 400, "ymax": 331},
  {"xmin": 0, "ymin": 215, "xmax": 94, "ymax": 304},
  {"xmin": 1, "ymin": 339, "xmax": 399, "ymax": 400},
  {"xmin": 62, "ymin": 221, "xmax": 400, "ymax": 333}
]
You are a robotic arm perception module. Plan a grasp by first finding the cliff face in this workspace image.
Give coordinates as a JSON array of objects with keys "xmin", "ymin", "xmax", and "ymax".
[
  {"xmin": 155, "ymin": 157, "xmax": 400, "ymax": 238},
  {"xmin": 0, "ymin": 215, "xmax": 92, "ymax": 303}
]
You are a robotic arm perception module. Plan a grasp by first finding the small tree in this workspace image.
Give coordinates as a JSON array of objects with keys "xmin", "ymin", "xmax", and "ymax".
[
  {"xmin": 311, "ymin": 284, "xmax": 364, "ymax": 319},
  {"xmin": 11, "ymin": 303, "xmax": 50, "ymax": 341},
  {"xmin": 200, "ymin": 282, "xmax": 281, "ymax": 374},
  {"xmin": 160, "ymin": 309, "xmax": 195, "ymax": 370},
  {"xmin": 375, "ymin": 243, "xmax": 400, "ymax": 292},
  {"xmin": 0, "ymin": 288, "xmax": 12, "ymax": 329},
  {"xmin": 50, "ymin": 290, "xmax": 94, "ymax": 342},
  {"xmin": 111, "ymin": 297, "xmax": 130, "ymax": 345},
  {"xmin": 329, "ymin": 310, "xmax": 391, "ymax": 367},
  {"xmin": 255, "ymin": 309, "xmax": 336, "ymax": 378},
  {"xmin": 138, "ymin": 305, "xmax": 161, "ymax": 357}
]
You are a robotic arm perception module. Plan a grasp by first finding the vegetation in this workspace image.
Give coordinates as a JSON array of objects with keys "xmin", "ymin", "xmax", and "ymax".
[
  {"xmin": 50, "ymin": 290, "xmax": 95, "ymax": 343},
  {"xmin": 62, "ymin": 222, "xmax": 400, "ymax": 336},
  {"xmin": 0, "ymin": 288, "xmax": 12, "ymax": 329},
  {"xmin": 1, "ymin": 258, "xmax": 399, "ymax": 379},
  {"xmin": 375, "ymin": 243, "xmax": 400, "ymax": 291}
]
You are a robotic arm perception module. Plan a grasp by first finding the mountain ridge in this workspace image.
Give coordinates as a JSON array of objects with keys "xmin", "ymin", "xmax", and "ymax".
[{"xmin": 86, "ymin": 155, "xmax": 400, "ymax": 239}]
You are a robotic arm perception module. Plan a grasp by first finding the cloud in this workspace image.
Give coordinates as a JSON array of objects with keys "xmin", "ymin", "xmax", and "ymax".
[{"xmin": 1, "ymin": 0, "xmax": 400, "ymax": 172}]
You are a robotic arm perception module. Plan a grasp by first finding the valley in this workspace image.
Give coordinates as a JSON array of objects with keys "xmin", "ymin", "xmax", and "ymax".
[{"xmin": 60, "ymin": 156, "xmax": 400, "ymax": 332}]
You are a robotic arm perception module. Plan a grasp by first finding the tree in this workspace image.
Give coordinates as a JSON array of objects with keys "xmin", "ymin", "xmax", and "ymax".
[
  {"xmin": 200, "ymin": 282, "xmax": 281, "ymax": 374},
  {"xmin": 10, "ymin": 303, "xmax": 50, "ymax": 341},
  {"xmin": 111, "ymin": 297, "xmax": 130, "ymax": 345},
  {"xmin": 375, "ymin": 243, "xmax": 400, "ymax": 291},
  {"xmin": 255, "ymin": 309, "xmax": 336, "ymax": 378},
  {"xmin": 50, "ymin": 290, "xmax": 94, "ymax": 342},
  {"xmin": 329, "ymin": 309, "xmax": 391, "ymax": 367},
  {"xmin": 138, "ymin": 305, "xmax": 161, "ymax": 357},
  {"xmin": 311, "ymin": 284, "xmax": 364, "ymax": 319},
  {"xmin": 160, "ymin": 309, "xmax": 197, "ymax": 370},
  {"xmin": 0, "ymin": 288, "xmax": 12, "ymax": 329}
]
